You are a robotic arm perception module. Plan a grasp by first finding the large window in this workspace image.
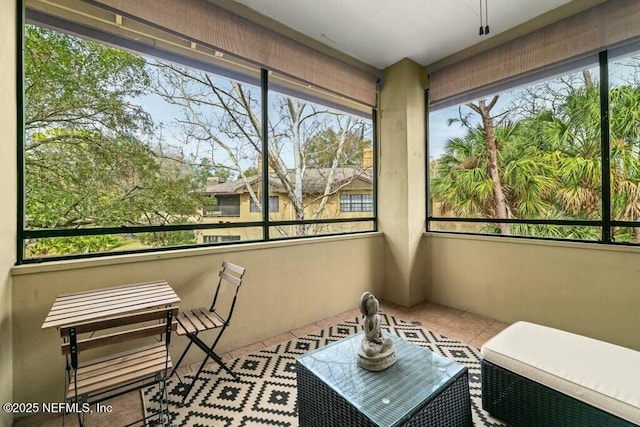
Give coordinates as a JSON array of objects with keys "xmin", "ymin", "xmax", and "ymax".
[
  {"xmin": 428, "ymin": 46, "xmax": 640, "ymax": 245},
  {"xmin": 264, "ymin": 82, "xmax": 375, "ymax": 238},
  {"xmin": 19, "ymin": 17, "xmax": 376, "ymax": 263}
]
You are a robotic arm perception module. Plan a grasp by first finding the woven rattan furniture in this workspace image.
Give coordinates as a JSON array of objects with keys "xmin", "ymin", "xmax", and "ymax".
[
  {"xmin": 296, "ymin": 332, "xmax": 472, "ymax": 426},
  {"xmin": 481, "ymin": 321, "xmax": 640, "ymax": 426}
]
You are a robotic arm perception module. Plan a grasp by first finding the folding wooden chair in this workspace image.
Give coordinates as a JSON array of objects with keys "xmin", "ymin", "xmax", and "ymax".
[{"xmin": 172, "ymin": 261, "xmax": 246, "ymax": 404}]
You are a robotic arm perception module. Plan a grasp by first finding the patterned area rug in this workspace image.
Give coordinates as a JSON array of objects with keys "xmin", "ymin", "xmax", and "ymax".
[{"xmin": 143, "ymin": 314, "xmax": 505, "ymax": 426}]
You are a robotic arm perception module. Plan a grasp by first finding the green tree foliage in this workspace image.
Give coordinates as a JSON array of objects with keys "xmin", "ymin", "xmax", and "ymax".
[
  {"xmin": 432, "ymin": 70, "xmax": 640, "ymax": 242},
  {"xmin": 28, "ymin": 235, "xmax": 122, "ymax": 258},
  {"xmin": 24, "ymin": 25, "xmax": 207, "ymax": 256}
]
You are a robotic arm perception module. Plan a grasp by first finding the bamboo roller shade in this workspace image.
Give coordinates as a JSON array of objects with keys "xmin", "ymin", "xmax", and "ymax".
[
  {"xmin": 83, "ymin": 0, "xmax": 379, "ymax": 107},
  {"xmin": 429, "ymin": 0, "xmax": 640, "ymax": 105}
]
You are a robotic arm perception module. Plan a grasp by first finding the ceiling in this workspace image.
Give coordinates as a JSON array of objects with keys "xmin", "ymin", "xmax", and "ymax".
[{"xmin": 225, "ymin": 0, "xmax": 600, "ymax": 70}]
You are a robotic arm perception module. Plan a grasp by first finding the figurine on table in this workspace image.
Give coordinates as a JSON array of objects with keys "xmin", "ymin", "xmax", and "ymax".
[{"xmin": 357, "ymin": 292, "xmax": 397, "ymax": 371}]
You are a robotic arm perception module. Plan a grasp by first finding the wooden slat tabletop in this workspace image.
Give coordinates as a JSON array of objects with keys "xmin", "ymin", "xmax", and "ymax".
[{"xmin": 42, "ymin": 280, "xmax": 180, "ymax": 329}]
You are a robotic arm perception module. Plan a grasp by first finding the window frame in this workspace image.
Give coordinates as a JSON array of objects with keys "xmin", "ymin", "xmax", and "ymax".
[
  {"xmin": 426, "ymin": 46, "xmax": 640, "ymax": 246},
  {"xmin": 340, "ymin": 193, "xmax": 373, "ymax": 213},
  {"xmin": 203, "ymin": 235, "xmax": 241, "ymax": 244},
  {"xmin": 250, "ymin": 195, "xmax": 279, "ymax": 213},
  {"xmin": 17, "ymin": 10, "xmax": 378, "ymax": 264},
  {"xmin": 206, "ymin": 195, "xmax": 241, "ymax": 218}
]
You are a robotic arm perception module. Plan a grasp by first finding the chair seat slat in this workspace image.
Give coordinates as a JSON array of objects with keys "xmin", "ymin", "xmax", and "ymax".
[
  {"xmin": 192, "ymin": 308, "xmax": 223, "ymax": 329},
  {"xmin": 187, "ymin": 309, "xmax": 213, "ymax": 330},
  {"xmin": 179, "ymin": 309, "xmax": 206, "ymax": 334}
]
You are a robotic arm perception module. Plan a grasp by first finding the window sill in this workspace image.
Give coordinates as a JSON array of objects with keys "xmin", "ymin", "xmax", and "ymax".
[
  {"xmin": 424, "ymin": 231, "xmax": 640, "ymax": 254},
  {"xmin": 12, "ymin": 231, "xmax": 383, "ymax": 276}
]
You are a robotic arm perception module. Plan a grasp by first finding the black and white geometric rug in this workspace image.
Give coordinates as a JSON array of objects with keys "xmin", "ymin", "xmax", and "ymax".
[{"xmin": 143, "ymin": 314, "xmax": 505, "ymax": 426}]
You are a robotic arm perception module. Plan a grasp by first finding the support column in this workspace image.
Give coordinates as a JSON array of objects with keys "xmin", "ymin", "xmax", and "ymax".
[{"xmin": 378, "ymin": 58, "xmax": 427, "ymax": 307}]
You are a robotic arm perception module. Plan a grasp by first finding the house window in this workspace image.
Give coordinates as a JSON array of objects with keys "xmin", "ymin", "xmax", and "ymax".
[
  {"xmin": 250, "ymin": 196, "xmax": 279, "ymax": 213},
  {"xmin": 203, "ymin": 235, "xmax": 241, "ymax": 244},
  {"xmin": 428, "ymin": 44, "xmax": 640, "ymax": 245},
  {"xmin": 204, "ymin": 195, "xmax": 240, "ymax": 217},
  {"xmin": 19, "ymin": 17, "xmax": 376, "ymax": 263},
  {"xmin": 340, "ymin": 194, "xmax": 373, "ymax": 212}
]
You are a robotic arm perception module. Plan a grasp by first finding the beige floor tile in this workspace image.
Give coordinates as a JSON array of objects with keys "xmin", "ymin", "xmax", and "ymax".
[
  {"xmin": 435, "ymin": 305, "xmax": 467, "ymax": 319},
  {"xmin": 436, "ymin": 324, "xmax": 478, "ymax": 344},
  {"xmin": 380, "ymin": 301, "xmax": 413, "ymax": 319},
  {"xmin": 485, "ymin": 320, "xmax": 510, "ymax": 334},
  {"xmin": 314, "ymin": 313, "xmax": 352, "ymax": 329},
  {"xmin": 450, "ymin": 313, "xmax": 493, "ymax": 334},
  {"xmin": 290, "ymin": 322, "xmax": 321, "ymax": 337},
  {"xmin": 174, "ymin": 363, "xmax": 193, "ymax": 376},
  {"xmin": 470, "ymin": 329, "xmax": 498, "ymax": 349},
  {"xmin": 228, "ymin": 341, "xmax": 266, "ymax": 359},
  {"xmin": 415, "ymin": 314, "xmax": 453, "ymax": 333},
  {"xmin": 261, "ymin": 332, "xmax": 296, "ymax": 348},
  {"xmin": 339, "ymin": 307, "xmax": 363, "ymax": 319}
]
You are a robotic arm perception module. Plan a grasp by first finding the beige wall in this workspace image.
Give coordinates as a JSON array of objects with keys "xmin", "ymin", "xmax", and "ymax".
[
  {"xmin": 12, "ymin": 233, "xmax": 384, "ymax": 404},
  {"xmin": 0, "ymin": 1, "xmax": 16, "ymax": 426},
  {"xmin": 424, "ymin": 233, "xmax": 640, "ymax": 350},
  {"xmin": 378, "ymin": 58, "xmax": 426, "ymax": 306}
]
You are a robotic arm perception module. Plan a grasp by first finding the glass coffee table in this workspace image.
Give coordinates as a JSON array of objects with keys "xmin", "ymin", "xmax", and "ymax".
[{"xmin": 296, "ymin": 332, "xmax": 472, "ymax": 426}]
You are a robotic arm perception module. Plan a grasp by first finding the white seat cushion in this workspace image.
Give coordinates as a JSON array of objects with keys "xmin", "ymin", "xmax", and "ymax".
[{"xmin": 481, "ymin": 321, "xmax": 640, "ymax": 425}]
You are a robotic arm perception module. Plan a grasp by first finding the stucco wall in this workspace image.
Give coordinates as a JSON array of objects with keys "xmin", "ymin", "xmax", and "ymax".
[
  {"xmin": 423, "ymin": 233, "xmax": 640, "ymax": 350},
  {"xmin": 0, "ymin": 1, "xmax": 16, "ymax": 426},
  {"xmin": 12, "ymin": 234, "xmax": 384, "ymax": 404},
  {"xmin": 378, "ymin": 58, "xmax": 427, "ymax": 307}
]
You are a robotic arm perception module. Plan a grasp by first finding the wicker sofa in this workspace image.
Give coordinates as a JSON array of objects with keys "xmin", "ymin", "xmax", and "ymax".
[{"xmin": 480, "ymin": 321, "xmax": 640, "ymax": 426}]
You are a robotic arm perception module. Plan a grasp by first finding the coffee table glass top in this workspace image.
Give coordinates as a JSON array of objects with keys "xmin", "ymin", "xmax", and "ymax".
[{"xmin": 297, "ymin": 332, "xmax": 467, "ymax": 426}]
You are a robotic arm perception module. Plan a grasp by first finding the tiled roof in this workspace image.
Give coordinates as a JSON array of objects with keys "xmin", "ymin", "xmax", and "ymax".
[{"xmin": 205, "ymin": 167, "xmax": 372, "ymax": 195}]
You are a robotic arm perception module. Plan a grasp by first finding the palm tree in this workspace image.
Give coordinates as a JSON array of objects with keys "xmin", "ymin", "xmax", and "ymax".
[
  {"xmin": 609, "ymin": 85, "xmax": 640, "ymax": 241},
  {"xmin": 432, "ymin": 94, "xmax": 566, "ymax": 235},
  {"xmin": 432, "ymin": 72, "xmax": 640, "ymax": 242},
  {"xmin": 524, "ymin": 86, "xmax": 602, "ymax": 220},
  {"xmin": 431, "ymin": 126, "xmax": 494, "ymax": 218}
]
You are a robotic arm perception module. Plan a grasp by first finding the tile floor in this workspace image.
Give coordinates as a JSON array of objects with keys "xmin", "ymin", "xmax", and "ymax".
[{"xmin": 12, "ymin": 300, "xmax": 509, "ymax": 426}]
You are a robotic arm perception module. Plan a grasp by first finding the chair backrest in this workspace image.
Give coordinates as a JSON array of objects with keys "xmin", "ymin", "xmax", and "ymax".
[
  {"xmin": 210, "ymin": 261, "xmax": 246, "ymax": 325},
  {"xmin": 60, "ymin": 306, "xmax": 178, "ymax": 368}
]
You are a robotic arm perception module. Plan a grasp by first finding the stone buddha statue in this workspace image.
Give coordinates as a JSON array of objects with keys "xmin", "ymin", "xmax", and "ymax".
[{"xmin": 357, "ymin": 292, "xmax": 397, "ymax": 371}]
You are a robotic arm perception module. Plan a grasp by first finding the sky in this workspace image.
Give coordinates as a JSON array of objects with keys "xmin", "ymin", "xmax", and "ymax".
[
  {"xmin": 135, "ymin": 57, "xmax": 373, "ymax": 178},
  {"xmin": 427, "ymin": 54, "xmax": 640, "ymax": 162}
]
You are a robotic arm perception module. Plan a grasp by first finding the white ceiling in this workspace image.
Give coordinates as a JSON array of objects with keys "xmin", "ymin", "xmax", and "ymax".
[{"xmin": 231, "ymin": 0, "xmax": 574, "ymax": 69}]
